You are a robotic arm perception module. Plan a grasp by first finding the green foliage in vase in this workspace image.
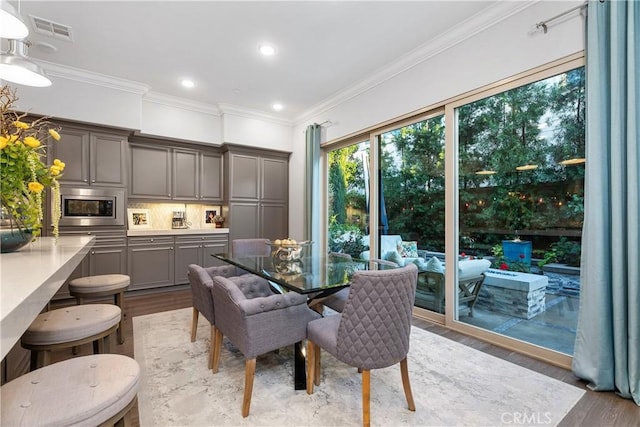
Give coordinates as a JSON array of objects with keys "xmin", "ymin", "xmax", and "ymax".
[{"xmin": 0, "ymin": 85, "xmax": 65, "ymax": 238}]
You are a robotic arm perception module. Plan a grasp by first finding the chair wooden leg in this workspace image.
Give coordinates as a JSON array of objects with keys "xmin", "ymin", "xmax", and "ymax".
[
  {"xmin": 362, "ymin": 369, "xmax": 371, "ymax": 427},
  {"xmin": 190, "ymin": 308, "xmax": 199, "ymax": 342},
  {"xmin": 400, "ymin": 357, "xmax": 416, "ymax": 411},
  {"xmin": 212, "ymin": 327, "xmax": 223, "ymax": 373},
  {"xmin": 306, "ymin": 340, "xmax": 315, "ymax": 394},
  {"xmin": 208, "ymin": 325, "xmax": 215, "ymax": 370},
  {"xmin": 242, "ymin": 358, "xmax": 256, "ymax": 417},
  {"xmin": 313, "ymin": 342, "xmax": 321, "ymax": 386}
]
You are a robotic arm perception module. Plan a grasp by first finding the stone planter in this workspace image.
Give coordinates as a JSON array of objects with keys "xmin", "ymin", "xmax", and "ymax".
[
  {"xmin": 476, "ymin": 269, "xmax": 548, "ymax": 319},
  {"xmin": 542, "ymin": 263, "xmax": 580, "ymax": 296}
]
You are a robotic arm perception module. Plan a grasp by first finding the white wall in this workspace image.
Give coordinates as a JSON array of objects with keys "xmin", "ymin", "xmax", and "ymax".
[
  {"xmin": 222, "ymin": 112, "xmax": 293, "ymax": 152},
  {"xmin": 13, "ymin": 75, "xmax": 143, "ymax": 130},
  {"xmin": 141, "ymin": 97, "xmax": 222, "ymax": 145},
  {"xmin": 10, "ymin": 73, "xmax": 292, "ymax": 149},
  {"xmin": 288, "ymin": 1, "xmax": 586, "ymax": 239}
]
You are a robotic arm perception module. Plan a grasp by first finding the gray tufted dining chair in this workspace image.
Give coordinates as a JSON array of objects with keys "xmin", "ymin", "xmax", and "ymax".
[
  {"xmin": 306, "ymin": 263, "xmax": 418, "ymax": 427},
  {"xmin": 187, "ymin": 264, "xmax": 261, "ymax": 369},
  {"xmin": 210, "ymin": 275, "xmax": 321, "ymax": 417},
  {"xmin": 321, "ymin": 257, "xmax": 399, "ymax": 313}
]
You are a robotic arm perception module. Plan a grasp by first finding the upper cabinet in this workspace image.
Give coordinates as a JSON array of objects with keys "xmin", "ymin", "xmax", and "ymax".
[
  {"xmin": 129, "ymin": 143, "xmax": 172, "ymax": 199},
  {"xmin": 173, "ymin": 149, "xmax": 223, "ymax": 202},
  {"xmin": 225, "ymin": 147, "xmax": 289, "ymax": 241},
  {"xmin": 50, "ymin": 124, "xmax": 128, "ymax": 187},
  {"xmin": 129, "ymin": 137, "xmax": 223, "ymax": 202}
]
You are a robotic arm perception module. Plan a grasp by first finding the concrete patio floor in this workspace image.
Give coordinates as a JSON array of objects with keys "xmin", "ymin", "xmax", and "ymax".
[{"xmin": 460, "ymin": 293, "xmax": 579, "ymax": 355}]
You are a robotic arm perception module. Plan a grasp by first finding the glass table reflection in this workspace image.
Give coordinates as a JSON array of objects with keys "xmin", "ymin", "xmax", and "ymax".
[{"xmin": 212, "ymin": 253, "xmax": 368, "ymax": 297}]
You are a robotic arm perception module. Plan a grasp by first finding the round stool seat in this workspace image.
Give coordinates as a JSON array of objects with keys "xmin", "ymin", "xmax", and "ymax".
[
  {"xmin": 22, "ymin": 305, "xmax": 121, "ymax": 370},
  {"xmin": 68, "ymin": 274, "xmax": 129, "ymax": 345},
  {"xmin": 69, "ymin": 274, "xmax": 130, "ymax": 296},
  {"xmin": 1, "ymin": 354, "xmax": 140, "ymax": 426},
  {"xmin": 22, "ymin": 304, "xmax": 121, "ymax": 346}
]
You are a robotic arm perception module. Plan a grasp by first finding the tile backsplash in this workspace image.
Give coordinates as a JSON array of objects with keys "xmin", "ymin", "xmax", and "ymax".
[{"xmin": 127, "ymin": 202, "xmax": 224, "ymax": 230}]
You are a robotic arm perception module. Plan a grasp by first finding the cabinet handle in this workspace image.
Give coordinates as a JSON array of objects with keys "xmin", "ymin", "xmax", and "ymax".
[
  {"xmin": 91, "ymin": 251, "xmax": 95, "ymax": 255},
  {"xmin": 87, "ymin": 231, "xmax": 92, "ymax": 235},
  {"xmin": 170, "ymin": 247, "xmax": 174, "ymax": 250},
  {"xmin": 168, "ymin": 194, "xmax": 171, "ymax": 197},
  {"xmin": 150, "ymin": 238, "xmax": 154, "ymax": 242},
  {"xmin": 83, "ymin": 179, "xmax": 88, "ymax": 182},
  {"xmin": 91, "ymin": 179, "xmax": 96, "ymax": 183}
]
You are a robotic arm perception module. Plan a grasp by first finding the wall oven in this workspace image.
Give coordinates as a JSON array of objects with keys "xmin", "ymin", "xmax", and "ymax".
[{"xmin": 58, "ymin": 187, "xmax": 126, "ymax": 227}]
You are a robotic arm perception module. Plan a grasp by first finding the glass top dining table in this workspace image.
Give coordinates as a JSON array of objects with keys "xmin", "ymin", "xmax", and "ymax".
[{"xmin": 212, "ymin": 253, "xmax": 369, "ymax": 296}]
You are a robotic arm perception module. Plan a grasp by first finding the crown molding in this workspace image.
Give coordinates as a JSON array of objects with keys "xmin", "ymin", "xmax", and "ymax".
[
  {"xmin": 37, "ymin": 59, "xmax": 151, "ymax": 95},
  {"xmin": 143, "ymin": 91, "xmax": 220, "ymax": 116},
  {"xmin": 218, "ymin": 103, "xmax": 294, "ymax": 127},
  {"xmin": 295, "ymin": 0, "xmax": 538, "ymax": 125}
]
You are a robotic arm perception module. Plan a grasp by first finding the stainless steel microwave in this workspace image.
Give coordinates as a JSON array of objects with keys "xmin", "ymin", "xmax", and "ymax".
[{"xmin": 58, "ymin": 188, "xmax": 126, "ymax": 227}]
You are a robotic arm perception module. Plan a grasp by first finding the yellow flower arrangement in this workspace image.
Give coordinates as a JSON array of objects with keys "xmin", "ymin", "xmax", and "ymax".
[{"xmin": 1, "ymin": 85, "xmax": 65, "ymax": 242}]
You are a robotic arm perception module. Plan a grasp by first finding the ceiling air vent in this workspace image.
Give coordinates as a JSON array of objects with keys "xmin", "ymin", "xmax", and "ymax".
[{"xmin": 29, "ymin": 15, "xmax": 73, "ymax": 42}]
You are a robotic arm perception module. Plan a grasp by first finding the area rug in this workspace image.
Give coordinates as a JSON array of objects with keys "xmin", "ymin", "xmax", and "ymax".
[{"xmin": 133, "ymin": 308, "xmax": 584, "ymax": 426}]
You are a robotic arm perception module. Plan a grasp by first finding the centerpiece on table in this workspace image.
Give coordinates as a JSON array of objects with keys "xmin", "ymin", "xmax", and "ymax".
[{"xmin": 0, "ymin": 85, "xmax": 66, "ymax": 252}]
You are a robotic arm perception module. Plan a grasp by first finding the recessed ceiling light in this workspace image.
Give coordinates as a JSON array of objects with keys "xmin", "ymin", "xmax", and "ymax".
[
  {"xmin": 259, "ymin": 43, "xmax": 277, "ymax": 56},
  {"xmin": 181, "ymin": 79, "xmax": 195, "ymax": 88},
  {"xmin": 272, "ymin": 103, "xmax": 283, "ymax": 111}
]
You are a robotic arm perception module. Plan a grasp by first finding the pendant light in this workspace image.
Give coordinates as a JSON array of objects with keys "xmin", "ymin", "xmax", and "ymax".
[
  {"xmin": 0, "ymin": 39, "xmax": 52, "ymax": 87},
  {"xmin": 0, "ymin": 0, "xmax": 29, "ymax": 39}
]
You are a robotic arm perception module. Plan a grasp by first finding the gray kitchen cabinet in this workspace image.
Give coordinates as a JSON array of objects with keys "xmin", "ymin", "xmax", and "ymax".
[
  {"xmin": 173, "ymin": 148, "xmax": 199, "ymax": 200},
  {"xmin": 53, "ymin": 228, "xmax": 127, "ymax": 300},
  {"xmin": 50, "ymin": 125, "xmax": 128, "ymax": 187},
  {"xmin": 130, "ymin": 139, "xmax": 222, "ymax": 202},
  {"xmin": 227, "ymin": 153, "xmax": 260, "ymax": 200},
  {"xmin": 200, "ymin": 152, "xmax": 223, "ymax": 201},
  {"xmin": 174, "ymin": 234, "xmax": 228, "ymax": 284},
  {"xmin": 261, "ymin": 157, "xmax": 288, "ymax": 202},
  {"xmin": 260, "ymin": 202, "xmax": 288, "ymax": 242},
  {"xmin": 225, "ymin": 148, "xmax": 289, "ymax": 241},
  {"xmin": 127, "ymin": 236, "xmax": 175, "ymax": 290},
  {"xmin": 129, "ymin": 143, "xmax": 172, "ymax": 199},
  {"xmin": 173, "ymin": 149, "xmax": 223, "ymax": 202},
  {"xmin": 227, "ymin": 202, "xmax": 260, "ymax": 240}
]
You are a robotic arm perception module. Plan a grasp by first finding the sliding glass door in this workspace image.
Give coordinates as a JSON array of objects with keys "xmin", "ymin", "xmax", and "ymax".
[
  {"xmin": 376, "ymin": 113, "xmax": 446, "ymax": 315},
  {"xmin": 323, "ymin": 54, "xmax": 585, "ymax": 362},
  {"xmin": 454, "ymin": 65, "xmax": 585, "ymax": 355}
]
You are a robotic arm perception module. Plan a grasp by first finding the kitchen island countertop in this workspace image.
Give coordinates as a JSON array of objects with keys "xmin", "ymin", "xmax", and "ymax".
[{"xmin": 1, "ymin": 236, "xmax": 95, "ymax": 359}]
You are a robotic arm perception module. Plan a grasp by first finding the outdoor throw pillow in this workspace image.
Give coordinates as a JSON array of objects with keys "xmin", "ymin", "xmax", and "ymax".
[
  {"xmin": 425, "ymin": 256, "xmax": 445, "ymax": 274},
  {"xmin": 384, "ymin": 250, "xmax": 404, "ymax": 267},
  {"xmin": 400, "ymin": 241, "xmax": 419, "ymax": 258}
]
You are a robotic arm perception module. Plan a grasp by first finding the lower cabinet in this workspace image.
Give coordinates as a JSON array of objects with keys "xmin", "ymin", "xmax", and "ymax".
[
  {"xmin": 53, "ymin": 228, "xmax": 127, "ymax": 300},
  {"xmin": 127, "ymin": 237, "xmax": 175, "ymax": 291},
  {"xmin": 128, "ymin": 233, "xmax": 229, "ymax": 290},
  {"xmin": 174, "ymin": 234, "xmax": 228, "ymax": 284}
]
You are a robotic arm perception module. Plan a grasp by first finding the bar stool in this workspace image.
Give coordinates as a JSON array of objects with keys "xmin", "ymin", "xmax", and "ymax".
[
  {"xmin": 21, "ymin": 304, "xmax": 121, "ymax": 370},
  {"xmin": 69, "ymin": 273, "xmax": 130, "ymax": 344},
  {"xmin": 1, "ymin": 354, "xmax": 140, "ymax": 426}
]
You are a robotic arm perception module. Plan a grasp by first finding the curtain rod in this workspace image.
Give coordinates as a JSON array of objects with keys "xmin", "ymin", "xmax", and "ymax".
[{"xmin": 536, "ymin": 1, "xmax": 588, "ymax": 34}]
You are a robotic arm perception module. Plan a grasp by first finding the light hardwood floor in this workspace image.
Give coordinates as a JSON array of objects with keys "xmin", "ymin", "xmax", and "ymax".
[{"xmin": 49, "ymin": 287, "xmax": 638, "ymax": 427}]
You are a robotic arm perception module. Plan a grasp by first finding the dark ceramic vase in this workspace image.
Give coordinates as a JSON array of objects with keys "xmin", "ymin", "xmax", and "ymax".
[{"xmin": 0, "ymin": 228, "xmax": 34, "ymax": 253}]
